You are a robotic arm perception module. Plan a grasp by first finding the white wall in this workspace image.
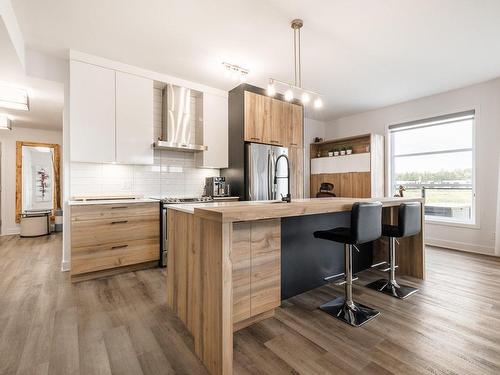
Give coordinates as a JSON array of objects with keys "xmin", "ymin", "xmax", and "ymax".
[
  {"xmin": 0, "ymin": 127, "xmax": 62, "ymax": 235},
  {"xmin": 325, "ymin": 78, "xmax": 500, "ymax": 255},
  {"xmin": 303, "ymin": 118, "xmax": 326, "ymax": 197}
]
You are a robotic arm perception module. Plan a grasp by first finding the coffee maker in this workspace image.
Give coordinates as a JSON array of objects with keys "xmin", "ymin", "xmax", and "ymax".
[{"xmin": 204, "ymin": 177, "xmax": 229, "ymax": 197}]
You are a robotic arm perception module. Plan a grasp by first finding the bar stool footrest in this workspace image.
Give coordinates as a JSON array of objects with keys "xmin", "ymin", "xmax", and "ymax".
[
  {"xmin": 319, "ymin": 296, "xmax": 380, "ymax": 327},
  {"xmin": 365, "ymin": 279, "xmax": 418, "ymax": 299},
  {"xmin": 371, "ymin": 262, "xmax": 398, "ymax": 272}
]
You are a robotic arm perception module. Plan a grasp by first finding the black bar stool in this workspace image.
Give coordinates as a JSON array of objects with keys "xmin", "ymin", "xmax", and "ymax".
[
  {"xmin": 365, "ymin": 202, "xmax": 421, "ymax": 299},
  {"xmin": 313, "ymin": 202, "xmax": 382, "ymax": 327}
]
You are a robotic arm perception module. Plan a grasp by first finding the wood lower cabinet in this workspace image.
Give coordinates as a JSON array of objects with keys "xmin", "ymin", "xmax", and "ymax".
[
  {"xmin": 232, "ymin": 219, "xmax": 281, "ymax": 324},
  {"xmin": 70, "ymin": 202, "xmax": 159, "ymax": 279}
]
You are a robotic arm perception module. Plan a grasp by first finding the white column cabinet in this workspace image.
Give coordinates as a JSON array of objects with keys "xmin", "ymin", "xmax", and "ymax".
[
  {"xmin": 70, "ymin": 61, "xmax": 116, "ymax": 163},
  {"xmin": 196, "ymin": 92, "xmax": 228, "ymax": 168},
  {"xmin": 115, "ymin": 72, "xmax": 154, "ymax": 165}
]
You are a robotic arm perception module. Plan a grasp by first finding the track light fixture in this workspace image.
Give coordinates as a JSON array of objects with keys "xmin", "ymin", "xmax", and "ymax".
[{"xmin": 222, "ymin": 62, "xmax": 249, "ymax": 83}]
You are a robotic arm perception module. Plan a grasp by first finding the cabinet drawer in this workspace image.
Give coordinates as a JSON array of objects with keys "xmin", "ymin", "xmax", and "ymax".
[
  {"xmin": 71, "ymin": 203, "xmax": 158, "ymax": 222},
  {"xmin": 71, "ymin": 238, "xmax": 159, "ymax": 275},
  {"xmin": 71, "ymin": 215, "xmax": 159, "ymax": 248}
]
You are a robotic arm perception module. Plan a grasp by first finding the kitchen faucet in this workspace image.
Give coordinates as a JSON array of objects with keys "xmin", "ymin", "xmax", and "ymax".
[{"xmin": 274, "ymin": 154, "xmax": 291, "ymax": 203}]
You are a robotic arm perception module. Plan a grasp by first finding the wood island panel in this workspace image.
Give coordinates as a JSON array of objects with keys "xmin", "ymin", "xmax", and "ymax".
[
  {"xmin": 250, "ymin": 219, "xmax": 281, "ymax": 316},
  {"xmin": 167, "ymin": 197, "xmax": 425, "ymax": 375},
  {"xmin": 232, "ymin": 222, "xmax": 251, "ymax": 323}
]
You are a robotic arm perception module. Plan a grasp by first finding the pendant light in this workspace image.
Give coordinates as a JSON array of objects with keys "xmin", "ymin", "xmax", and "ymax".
[{"xmin": 267, "ymin": 19, "xmax": 323, "ymax": 109}]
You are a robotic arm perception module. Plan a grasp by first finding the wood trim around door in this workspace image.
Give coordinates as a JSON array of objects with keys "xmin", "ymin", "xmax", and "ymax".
[{"xmin": 15, "ymin": 141, "xmax": 61, "ymax": 223}]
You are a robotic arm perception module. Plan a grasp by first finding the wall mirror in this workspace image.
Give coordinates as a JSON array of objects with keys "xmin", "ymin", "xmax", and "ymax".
[{"xmin": 16, "ymin": 141, "xmax": 61, "ymax": 223}]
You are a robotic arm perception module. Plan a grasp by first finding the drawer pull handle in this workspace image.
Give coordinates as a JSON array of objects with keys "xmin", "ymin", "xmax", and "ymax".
[
  {"xmin": 250, "ymin": 137, "xmax": 260, "ymax": 141},
  {"xmin": 111, "ymin": 244, "xmax": 128, "ymax": 250},
  {"xmin": 111, "ymin": 206, "xmax": 128, "ymax": 209},
  {"xmin": 111, "ymin": 220, "xmax": 128, "ymax": 225}
]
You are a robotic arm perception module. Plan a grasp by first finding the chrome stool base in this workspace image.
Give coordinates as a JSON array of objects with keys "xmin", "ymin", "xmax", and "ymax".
[
  {"xmin": 319, "ymin": 297, "xmax": 380, "ymax": 327},
  {"xmin": 365, "ymin": 279, "xmax": 418, "ymax": 299}
]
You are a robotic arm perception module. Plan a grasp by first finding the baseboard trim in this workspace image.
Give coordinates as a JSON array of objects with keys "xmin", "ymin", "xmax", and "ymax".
[
  {"xmin": 1, "ymin": 229, "xmax": 20, "ymax": 236},
  {"xmin": 426, "ymin": 237, "xmax": 495, "ymax": 256}
]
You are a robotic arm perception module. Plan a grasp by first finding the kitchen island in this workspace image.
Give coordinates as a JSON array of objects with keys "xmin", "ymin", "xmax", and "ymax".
[{"xmin": 166, "ymin": 197, "xmax": 425, "ymax": 375}]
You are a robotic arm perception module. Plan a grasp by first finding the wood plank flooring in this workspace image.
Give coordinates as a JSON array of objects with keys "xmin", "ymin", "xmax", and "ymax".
[{"xmin": 1, "ymin": 234, "xmax": 500, "ymax": 374}]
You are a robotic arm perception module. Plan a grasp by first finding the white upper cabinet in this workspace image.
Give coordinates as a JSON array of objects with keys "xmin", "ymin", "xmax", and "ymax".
[
  {"xmin": 70, "ymin": 61, "xmax": 116, "ymax": 163},
  {"xmin": 115, "ymin": 72, "xmax": 154, "ymax": 165},
  {"xmin": 196, "ymin": 92, "xmax": 228, "ymax": 168}
]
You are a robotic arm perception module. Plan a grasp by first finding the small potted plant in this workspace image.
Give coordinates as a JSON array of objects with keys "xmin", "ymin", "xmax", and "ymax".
[
  {"xmin": 346, "ymin": 146, "xmax": 353, "ymax": 155},
  {"xmin": 340, "ymin": 147, "xmax": 346, "ymax": 156},
  {"xmin": 333, "ymin": 148, "xmax": 340, "ymax": 156},
  {"xmin": 328, "ymin": 149, "xmax": 334, "ymax": 157}
]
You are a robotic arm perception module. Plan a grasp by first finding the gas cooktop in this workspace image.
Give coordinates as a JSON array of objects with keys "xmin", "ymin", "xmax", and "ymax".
[{"xmin": 161, "ymin": 197, "xmax": 214, "ymax": 204}]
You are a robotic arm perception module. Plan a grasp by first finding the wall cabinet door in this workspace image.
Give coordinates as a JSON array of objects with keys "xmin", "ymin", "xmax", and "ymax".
[
  {"xmin": 266, "ymin": 99, "xmax": 285, "ymax": 146},
  {"xmin": 244, "ymin": 91, "xmax": 270, "ymax": 143},
  {"xmin": 196, "ymin": 92, "xmax": 228, "ymax": 168},
  {"xmin": 289, "ymin": 147, "xmax": 304, "ymax": 199},
  {"xmin": 115, "ymin": 72, "xmax": 154, "ymax": 165},
  {"xmin": 70, "ymin": 61, "xmax": 116, "ymax": 163},
  {"xmin": 288, "ymin": 103, "xmax": 303, "ymax": 148}
]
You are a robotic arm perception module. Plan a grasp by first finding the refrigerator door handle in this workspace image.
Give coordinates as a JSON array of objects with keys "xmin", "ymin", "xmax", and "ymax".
[
  {"xmin": 267, "ymin": 149, "xmax": 273, "ymax": 200},
  {"xmin": 271, "ymin": 150, "xmax": 277, "ymax": 200}
]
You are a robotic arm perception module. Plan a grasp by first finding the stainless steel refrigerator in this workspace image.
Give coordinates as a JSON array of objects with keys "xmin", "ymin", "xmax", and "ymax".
[{"xmin": 246, "ymin": 143, "xmax": 289, "ymax": 201}]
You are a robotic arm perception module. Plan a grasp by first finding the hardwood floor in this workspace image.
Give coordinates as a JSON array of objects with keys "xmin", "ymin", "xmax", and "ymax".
[{"xmin": 1, "ymin": 234, "xmax": 500, "ymax": 374}]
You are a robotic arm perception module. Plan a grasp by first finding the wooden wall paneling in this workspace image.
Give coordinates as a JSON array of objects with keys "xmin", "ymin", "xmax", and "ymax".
[
  {"xmin": 232, "ymin": 222, "xmax": 251, "ymax": 323},
  {"xmin": 310, "ymin": 174, "xmax": 323, "ymax": 197},
  {"xmin": 340, "ymin": 173, "xmax": 353, "ymax": 198},
  {"xmin": 289, "ymin": 147, "xmax": 304, "ymax": 199},
  {"xmin": 322, "ymin": 173, "xmax": 342, "ymax": 197},
  {"xmin": 250, "ymin": 219, "xmax": 281, "ymax": 316},
  {"xmin": 351, "ymin": 172, "xmax": 371, "ymax": 198},
  {"xmin": 195, "ymin": 217, "xmax": 233, "ymax": 375}
]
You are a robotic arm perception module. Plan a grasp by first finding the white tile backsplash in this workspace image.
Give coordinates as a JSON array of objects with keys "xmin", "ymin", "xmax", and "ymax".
[{"xmin": 71, "ymin": 150, "xmax": 219, "ymax": 199}]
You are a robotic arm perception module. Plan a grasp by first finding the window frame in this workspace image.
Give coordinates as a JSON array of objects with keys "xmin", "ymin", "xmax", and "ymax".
[{"xmin": 387, "ymin": 109, "xmax": 478, "ymax": 228}]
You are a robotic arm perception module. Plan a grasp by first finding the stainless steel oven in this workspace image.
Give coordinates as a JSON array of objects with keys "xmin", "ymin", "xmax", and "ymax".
[{"xmin": 159, "ymin": 197, "xmax": 213, "ymax": 267}]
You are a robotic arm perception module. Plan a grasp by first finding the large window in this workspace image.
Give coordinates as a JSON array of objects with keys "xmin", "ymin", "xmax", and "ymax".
[{"xmin": 389, "ymin": 110, "xmax": 475, "ymax": 225}]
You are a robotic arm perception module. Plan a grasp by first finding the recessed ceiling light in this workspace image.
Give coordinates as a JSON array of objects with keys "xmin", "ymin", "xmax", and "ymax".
[
  {"xmin": 0, "ymin": 85, "xmax": 29, "ymax": 111},
  {"xmin": 0, "ymin": 114, "xmax": 12, "ymax": 130}
]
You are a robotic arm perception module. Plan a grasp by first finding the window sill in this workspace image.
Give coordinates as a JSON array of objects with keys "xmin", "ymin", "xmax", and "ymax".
[{"xmin": 425, "ymin": 219, "xmax": 479, "ymax": 230}]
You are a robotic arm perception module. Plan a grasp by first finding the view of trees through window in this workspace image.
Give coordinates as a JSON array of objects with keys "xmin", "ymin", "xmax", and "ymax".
[{"xmin": 390, "ymin": 112, "xmax": 475, "ymax": 224}]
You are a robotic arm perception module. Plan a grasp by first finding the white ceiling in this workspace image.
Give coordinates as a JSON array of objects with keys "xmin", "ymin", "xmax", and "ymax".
[
  {"xmin": 10, "ymin": 0, "xmax": 500, "ymax": 121},
  {"xmin": 0, "ymin": 17, "xmax": 63, "ymax": 131}
]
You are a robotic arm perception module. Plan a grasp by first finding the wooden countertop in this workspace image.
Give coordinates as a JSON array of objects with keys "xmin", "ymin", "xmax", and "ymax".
[{"xmin": 167, "ymin": 197, "xmax": 425, "ymax": 223}]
